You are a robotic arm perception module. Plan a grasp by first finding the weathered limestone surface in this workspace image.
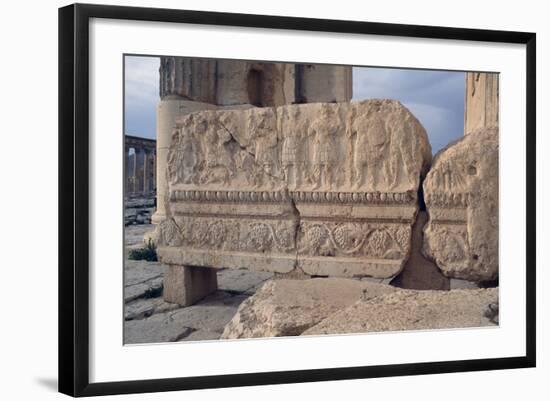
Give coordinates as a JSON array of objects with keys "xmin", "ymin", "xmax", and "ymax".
[
  {"xmin": 221, "ymin": 278, "xmax": 398, "ymax": 339},
  {"xmin": 423, "ymin": 127, "xmax": 499, "ymax": 282},
  {"xmin": 153, "ymin": 59, "xmax": 353, "ymax": 224},
  {"xmin": 156, "ymin": 100, "xmax": 432, "ymax": 283},
  {"xmin": 303, "ymin": 287, "xmax": 498, "ymax": 336},
  {"xmin": 152, "ymin": 99, "xmax": 218, "ymax": 224},
  {"xmin": 163, "ymin": 265, "xmax": 218, "ymax": 306}
]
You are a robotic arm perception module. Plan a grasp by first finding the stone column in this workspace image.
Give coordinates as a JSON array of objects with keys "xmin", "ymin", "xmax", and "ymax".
[
  {"xmin": 298, "ymin": 64, "xmax": 353, "ymax": 103},
  {"xmin": 151, "ymin": 98, "xmax": 217, "ymax": 224},
  {"xmin": 134, "ymin": 147, "xmax": 145, "ymax": 193},
  {"xmin": 129, "ymin": 149, "xmax": 136, "ymax": 195},
  {"xmin": 142, "ymin": 148, "xmax": 150, "ymax": 194},
  {"xmin": 464, "ymin": 72, "xmax": 499, "ymax": 135},
  {"xmin": 151, "ymin": 149, "xmax": 156, "ymax": 193},
  {"xmin": 145, "ymin": 149, "xmax": 153, "ymax": 193},
  {"xmin": 147, "ymin": 148, "xmax": 156, "ymax": 193},
  {"xmin": 124, "ymin": 145, "xmax": 130, "ymax": 195}
]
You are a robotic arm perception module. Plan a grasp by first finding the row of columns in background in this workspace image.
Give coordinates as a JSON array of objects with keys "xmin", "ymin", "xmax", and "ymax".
[{"xmin": 125, "ymin": 135, "xmax": 156, "ymax": 196}]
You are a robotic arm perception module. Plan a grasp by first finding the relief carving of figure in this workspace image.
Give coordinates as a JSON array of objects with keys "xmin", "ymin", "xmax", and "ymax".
[
  {"xmin": 387, "ymin": 117, "xmax": 421, "ymax": 189},
  {"xmin": 200, "ymin": 118, "xmax": 235, "ymax": 185},
  {"xmin": 430, "ymin": 160, "xmax": 466, "ymax": 191},
  {"xmin": 252, "ymin": 111, "xmax": 278, "ymax": 176},
  {"xmin": 349, "ymin": 112, "xmax": 391, "ymax": 190},
  {"xmin": 281, "ymin": 107, "xmax": 303, "ymax": 188},
  {"xmin": 168, "ymin": 115, "xmax": 199, "ymax": 185},
  {"xmin": 308, "ymin": 104, "xmax": 339, "ymax": 189}
]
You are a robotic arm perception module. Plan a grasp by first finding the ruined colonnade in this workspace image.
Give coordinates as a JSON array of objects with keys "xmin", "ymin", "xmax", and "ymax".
[{"xmin": 125, "ymin": 135, "xmax": 156, "ymax": 196}]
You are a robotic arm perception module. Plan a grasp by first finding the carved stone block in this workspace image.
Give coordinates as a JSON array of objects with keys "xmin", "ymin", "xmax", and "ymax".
[
  {"xmin": 163, "ymin": 264, "xmax": 218, "ymax": 306},
  {"xmin": 423, "ymin": 127, "xmax": 498, "ymax": 282},
  {"xmin": 156, "ymin": 100, "xmax": 431, "ymax": 280}
]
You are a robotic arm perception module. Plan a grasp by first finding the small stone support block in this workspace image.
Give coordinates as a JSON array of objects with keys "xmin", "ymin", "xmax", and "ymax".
[{"xmin": 163, "ymin": 264, "xmax": 218, "ymax": 306}]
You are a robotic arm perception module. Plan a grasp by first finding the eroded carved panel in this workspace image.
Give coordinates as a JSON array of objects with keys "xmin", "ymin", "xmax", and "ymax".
[
  {"xmin": 423, "ymin": 127, "xmax": 498, "ymax": 282},
  {"xmin": 157, "ymin": 100, "xmax": 431, "ymax": 279}
]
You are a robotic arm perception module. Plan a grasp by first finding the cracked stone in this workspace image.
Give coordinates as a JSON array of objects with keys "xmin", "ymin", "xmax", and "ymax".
[
  {"xmin": 124, "ymin": 312, "xmax": 194, "ymax": 344},
  {"xmin": 124, "ymin": 260, "xmax": 164, "ymax": 302},
  {"xmin": 125, "ymin": 290, "xmax": 248, "ymax": 344},
  {"xmin": 221, "ymin": 278, "xmax": 397, "ymax": 339},
  {"xmin": 423, "ymin": 127, "xmax": 499, "ymax": 282},
  {"xmin": 125, "ymin": 297, "xmax": 180, "ymax": 320},
  {"xmin": 124, "ymin": 277, "xmax": 163, "ymax": 303},
  {"xmin": 158, "ymin": 100, "xmax": 431, "ymax": 281}
]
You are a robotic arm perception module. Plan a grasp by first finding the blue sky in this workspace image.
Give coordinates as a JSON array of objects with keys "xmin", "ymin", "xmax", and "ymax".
[{"xmin": 124, "ymin": 56, "xmax": 464, "ymax": 153}]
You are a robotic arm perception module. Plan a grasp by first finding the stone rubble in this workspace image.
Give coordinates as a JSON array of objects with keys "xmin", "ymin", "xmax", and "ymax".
[{"xmin": 124, "ymin": 196, "xmax": 155, "ymax": 226}]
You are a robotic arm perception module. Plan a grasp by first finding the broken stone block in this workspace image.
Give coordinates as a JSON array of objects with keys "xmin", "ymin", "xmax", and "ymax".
[
  {"xmin": 302, "ymin": 287, "xmax": 498, "ymax": 336},
  {"xmin": 156, "ymin": 100, "xmax": 431, "ymax": 305},
  {"xmin": 423, "ymin": 127, "xmax": 498, "ymax": 282},
  {"xmin": 163, "ymin": 265, "xmax": 217, "ymax": 306},
  {"xmin": 220, "ymin": 278, "xmax": 398, "ymax": 339}
]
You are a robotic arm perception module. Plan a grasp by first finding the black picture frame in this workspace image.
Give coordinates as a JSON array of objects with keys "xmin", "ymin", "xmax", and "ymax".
[{"xmin": 58, "ymin": 3, "xmax": 536, "ymax": 397}]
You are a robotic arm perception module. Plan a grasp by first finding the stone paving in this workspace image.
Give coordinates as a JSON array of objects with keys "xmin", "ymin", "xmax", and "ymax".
[{"xmin": 124, "ymin": 224, "xmax": 273, "ymax": 344}]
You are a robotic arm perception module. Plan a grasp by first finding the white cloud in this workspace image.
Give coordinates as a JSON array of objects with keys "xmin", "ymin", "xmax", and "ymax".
[
  {"xmin": 124, "ymin": 56, "xmax": 160, "ymax": 139},
  {"xmin": 124, "ymin": 56, "xmax": 160, "ymax": 105}
]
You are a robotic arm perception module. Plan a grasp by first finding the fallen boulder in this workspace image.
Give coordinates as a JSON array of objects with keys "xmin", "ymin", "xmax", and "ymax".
[
  {"xmin": 221, "ymin": 278, "xmax": 397, "ymax": 339},
  {"xmin": 303, "ymin": 287, "xmax": 498, "ymax": 335}
]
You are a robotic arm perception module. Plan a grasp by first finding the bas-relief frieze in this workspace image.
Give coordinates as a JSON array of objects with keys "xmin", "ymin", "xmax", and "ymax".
[{"xmin": 157, "ymin": 100, "xmax": 432, "ymax": 279}]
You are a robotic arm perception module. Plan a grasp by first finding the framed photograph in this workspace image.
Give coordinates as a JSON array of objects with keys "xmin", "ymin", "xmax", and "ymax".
[{"xmin": 58, "ymin": 3, "xmax": 536, "ymax": 397}]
